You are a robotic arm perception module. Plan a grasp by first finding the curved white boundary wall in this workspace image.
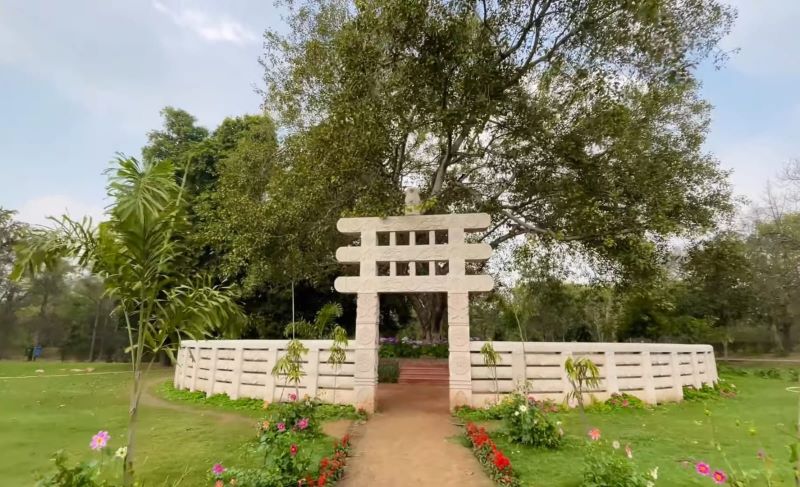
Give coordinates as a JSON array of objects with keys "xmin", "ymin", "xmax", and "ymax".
[
  {"xmin": 174, "ymin": 340, "xmax": 356, "ymax": 404},
  {"xmin": 469, "ymin": 342, "xmax": 717, "ymax": 407}
]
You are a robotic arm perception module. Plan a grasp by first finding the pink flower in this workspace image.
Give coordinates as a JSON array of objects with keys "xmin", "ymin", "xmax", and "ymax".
[
  {"xmin": 712, "ymin": 470, "xmax": 727, "ymax": 484},
  {"xmin": 290, "ymin": 444, "xmax": 298, "ymax": 456},
  {"xmin": 289, "ymin": 393, "xmax": 297, "ymax": 401},
  {"xmin": 625, "ymin": 444, "xmax": 633, "ymax": 459},
  {"xmin": 696, "ymin": 462, "xmax": 711, "ymax": 476},
  {"xmin": 277, "ymin": 422, "xmax": 286, "ymax": 432},
  {"xmin": 212, "ymin": 463, "xmax": 225, "ymax": 476},
  {"xmin": 297, "ymin": 418, "xmax": 309, "ymax": 430},
  {"xmin": 215, "ymin": 481, "xmax": 224, "ymax": 487},
  {"xmin": 90, "ymin": 430, "xmax": 110, "ymax": 450},
  {"xmin": 588, "ymin": 428, "xmax": 601, "ymax": 441}
]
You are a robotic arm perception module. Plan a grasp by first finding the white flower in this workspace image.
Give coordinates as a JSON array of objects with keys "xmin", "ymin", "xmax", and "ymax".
[
  {"xmin": 612, "ymin": 441, "xmax": 620, "ymax": 450},
  {"xmin": 518, "ymin": 404, "xmax": 528, "ymax": 413},
  {"xmin": 114, "ymin": 447, "xmax": 127, "ymax": 459},
  {"xmin": 649, "ymin": 467, "xmax": 659, "ymax": 480},
  {"xmin": 646, "ymin": 482, "xmax": 654, "ymax": 487},
  {"xmin": 514, "ymin": 411, "xmax": 520, "ymax": 416}
]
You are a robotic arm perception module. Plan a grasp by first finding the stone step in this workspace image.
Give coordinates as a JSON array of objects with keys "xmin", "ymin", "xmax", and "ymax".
[{"xmin": 398, "ymin": 360, "xmax": 450, "ymax": 385}]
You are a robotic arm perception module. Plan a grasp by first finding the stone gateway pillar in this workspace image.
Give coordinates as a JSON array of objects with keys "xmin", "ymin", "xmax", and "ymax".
[{"xmin": 334, "ymin": 212, "xmax": 493, "ymax": 411}]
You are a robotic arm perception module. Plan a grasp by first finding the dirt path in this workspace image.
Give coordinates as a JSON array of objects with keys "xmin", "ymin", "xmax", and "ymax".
[{"xmin": 340, "ymin": 384, "xmax": 493, "ymax": 487}]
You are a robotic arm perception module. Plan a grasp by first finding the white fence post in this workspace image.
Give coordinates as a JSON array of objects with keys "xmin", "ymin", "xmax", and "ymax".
[
  {"xmin": 690, "ymin": 351, "xmax": 702, "ymax": 388},
  {"xmin": 264, "ymin": 345, "xmax": 279, "ymax": 403},
  {"xmin": 190, "ymin": 343, "xmax": 200, "ymax": 392},
  {"xmin": 641, "ymin": 351, "xmax": 657, "ymax": 404},
  {"xmin": 207, "ymin": 344, "xmax": 219, "ymax": 397},
  {"xmin": 560, "ymin": 351, "xmax": 573, "ymax": 406},
  {"xmin": 307, "ymin": 347, "xmax": 320, "ymax": 398},
  {"xmin": 604, "ymin": 351, "xmax": 619, "ymax": 396},
  {"xmin": 670, "ymin": 351, "xmax": 684, "ymax": 401},
  {"xmin": 230, "ymin": 344, "xmax": 244, "ymax": 400}
]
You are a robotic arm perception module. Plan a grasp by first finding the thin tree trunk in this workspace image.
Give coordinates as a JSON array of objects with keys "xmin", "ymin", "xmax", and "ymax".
[{"xmin": 88, "ymin": 300, "xmax": 101, "ymax": 362}]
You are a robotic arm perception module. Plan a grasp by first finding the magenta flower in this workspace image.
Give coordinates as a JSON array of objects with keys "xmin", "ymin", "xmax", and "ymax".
[
  {"xmin": 712, "ymin": 470, "xmax": 727, "ymax": 484},
  {"xmin": 696, "ymin": 462, "xmax": 711, "ymax": 476},
  {"xmin": 297, "ymin": 418, "xmax": 309, "ymax": 430},
  {"xmin": 277, "ymin": 422, "xmax": 286, "ymax": 432},
  {"xmin": 290, "ymin": 444, "xmax": 298, "ymax": 456},
  {"xmin": 212, "ymin": 463, "xmax": 225, "ymax": 476},
  {"xmin": 288, "ymin": 393, "xmax": 297, "ymax": 401},
  {"xmin": 588, "ymin": 428, "xmax": 601, "ymax": 441},
  {"xmin": 90, "ymin": 430, "xmax": 110, "ymax": 450}
]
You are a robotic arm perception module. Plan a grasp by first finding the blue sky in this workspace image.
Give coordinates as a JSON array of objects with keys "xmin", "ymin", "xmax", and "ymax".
[{"xmin": 1, "ymin": 0, "xmax": 798, "ymax": 225}]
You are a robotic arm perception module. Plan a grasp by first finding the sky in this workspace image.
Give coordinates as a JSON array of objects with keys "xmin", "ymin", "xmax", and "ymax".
[{"xmin": 1, "ymin": 0, "xmax": 798, "ymax": 226}]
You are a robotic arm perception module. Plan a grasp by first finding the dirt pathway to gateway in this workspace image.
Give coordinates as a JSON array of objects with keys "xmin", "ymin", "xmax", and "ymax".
[{"xmin": 340, "ymin": 384, "xmax": 493, "ymax": 487}]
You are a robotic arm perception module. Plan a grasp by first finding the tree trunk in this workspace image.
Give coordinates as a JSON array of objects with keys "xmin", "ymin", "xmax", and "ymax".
[
  {"xmin": 123, "ymin": 369, "xmax": 141, "ymax": 486},
  {"xmin": 408, "ymin": 294, "xmax": 447, "ymax": 342},
  {"xmin": 88, "ymin": 300, "xmax": 101, "ymax": 362},
  {"xmin": 780, "ymin": 321, "xmax": 794, "ymax": 356}
]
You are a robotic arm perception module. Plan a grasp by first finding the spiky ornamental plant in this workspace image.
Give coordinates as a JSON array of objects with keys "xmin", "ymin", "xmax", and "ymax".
[
  {"xmin": 564, "ymin": 356, "xmax": 601, "ymax": 416},
  {"xmin": 480, "ymin": 342, "xmax": 502, "ymax": 403},
  {"xmin": 274, "ymin": 302, "xmax": 348, "ymax": 401},
  {"xmin": 12, "ymin": 155, "xmax": 244, "ymax": 486}
]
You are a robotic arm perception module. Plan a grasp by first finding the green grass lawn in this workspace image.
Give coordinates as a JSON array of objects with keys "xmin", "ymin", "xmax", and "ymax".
[
  {"xmin": 0, "ymin": 360, "xmax": 331, "ymax": 486},
  {"xmin": 475, "ymin": 373, "xmax": 797, "ymax": 486}
]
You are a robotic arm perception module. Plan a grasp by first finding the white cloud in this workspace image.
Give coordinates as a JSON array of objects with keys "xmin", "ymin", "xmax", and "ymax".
[
  {"xmin": 152, "ymin": 1, "xmax": 258, "ymax": 45},
  {"xmin": 16, "ymin": 195, "xmax": 106, "ymax": 228},
  {"xmin": 721, "ymin": 0, "xmax": 800, "ymax": 76}
]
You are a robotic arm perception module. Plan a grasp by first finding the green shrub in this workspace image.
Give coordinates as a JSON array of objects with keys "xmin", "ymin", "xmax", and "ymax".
[
  {"xmin": 378, "ymin": 359, "xmax": 400, "ymax": 383},
  {"xmin": 503, "ymin": 393, "xmax": 563, "ymax": 449},
  {"xmin": 755, "ymin": 368, "xmax": 783, "ymax": 380},
  {"xmin": 378, "ymin": 342, "xmax": 448, "ymax": 358},
  {"xmin": 581, "ymin": 441, "xmax": 657, "ymax": 487},
  {"xmin": 588, "ymin": 393, "xmax": 646, "ymax": 412},
  {"xmin": 36, "ymin": 451, "xmax": 114, "ymax": 487},
  {"xmin": 683, "ymin": 380, "xmax": 737, "ymax": 401}
]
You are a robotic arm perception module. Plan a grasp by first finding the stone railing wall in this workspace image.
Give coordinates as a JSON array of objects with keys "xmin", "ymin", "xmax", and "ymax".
[
  {"xmin": 469, "ymin": 341, "xmax": 717, "ymax": 407},
  {"xmin": 173, "ymin": 340, "xmax": 355, "ymax": 404}
]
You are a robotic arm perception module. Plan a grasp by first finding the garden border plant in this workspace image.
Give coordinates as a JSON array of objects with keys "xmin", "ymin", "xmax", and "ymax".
[{"xmin": 465, "ymin": 423, "xmax": 521, "ymax": 487}]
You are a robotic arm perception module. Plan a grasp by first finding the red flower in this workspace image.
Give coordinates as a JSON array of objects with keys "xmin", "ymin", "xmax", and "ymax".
[
  {"xmin": 320, "ymin": 457, "xmax": 330, "ymax": 469},
  {"xmin": 317, "ymin": 475, "xmax": 327, "ymax": 486},
  {"xmin": 493, "ymin": 449, "xmax": 511, "ymax": 471},
  {"xmin": 290, "ymin": 444, "xmax": 298, "ymax": 456}
]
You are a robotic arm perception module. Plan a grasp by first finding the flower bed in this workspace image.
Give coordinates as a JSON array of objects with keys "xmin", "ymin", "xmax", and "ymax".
[{"xmin": 465, "ymin": 423, "xmax": 521, "ymax": 487}]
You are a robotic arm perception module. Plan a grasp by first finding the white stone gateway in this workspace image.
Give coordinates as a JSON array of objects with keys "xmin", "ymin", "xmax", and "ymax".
[{"xmin": 334, "ymin": 210, "xmax": 494, "ymax": 411}]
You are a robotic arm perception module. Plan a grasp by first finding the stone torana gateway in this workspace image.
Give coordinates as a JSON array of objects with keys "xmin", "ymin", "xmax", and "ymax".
[
  {"xmin": 334, "ymin": 205, "xmax": 494, "ymax": 412},
  {"xmin": 173, "ymin": 194, "xmax": 718, "ymax": 411}
]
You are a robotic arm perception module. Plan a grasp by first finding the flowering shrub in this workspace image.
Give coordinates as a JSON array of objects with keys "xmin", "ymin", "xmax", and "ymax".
[
  {"xmin": 581, "ymin": 431, "xmax": 658, "ymax": 487},
  {"xmin": 503, "ymin": 393, "xmax": 563, "ymax": 448},
  {"xmin": 465, "ymin": 423, "xmax": 521, "ymax": 487},
  {"xmin": 300, "ymin": 434, "xmax": 351, "ymax": 486},
  {"xmin": 37, "ymin": 430, "xmax": 124, "ymax": 487}
]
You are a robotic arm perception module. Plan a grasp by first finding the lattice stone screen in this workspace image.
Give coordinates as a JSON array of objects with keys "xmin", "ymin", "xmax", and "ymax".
[
  {"xmin": 334, "ymin": 213, "xmax": 494, "ymax": 411},
  {"xmin": 469, "ymin": 341, "xmax": 718, "ymax": 407}
]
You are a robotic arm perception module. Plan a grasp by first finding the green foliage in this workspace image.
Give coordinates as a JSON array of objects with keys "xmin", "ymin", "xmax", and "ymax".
[
  {"xmin": 503, "ymin": 393, "xmax": 563, "ymax": 449},
  {"xmin": 586, "ymin": 393, "xmax": 647, "ymax": 413},
  {"xmin": 378, "ymin": 358, "xmax": 399, "ymax": 383},
  {"xmin": 378, "ymin": 342, "xmax": 448, "ymax": 358},
  {"xmin": 565, "ymin": 357, "xmax": 601, "ymax": 413},
  {"xmin": 682, "ymin": 380, "xmax": 737, "ymax": 401},
  {"xmin": 157, "ymin": 382, "xmax": 264, "ymax": 412},
  {"xmin": 272, "ymin": 339, "xmax": 309, "ymax": 397},
  {"xmin": 12, "ymin": 155, "xmax": 245, "ymax": 486},
  {"xmin": 36, "ymin": 452, "xmax": 112, "ymax": 487},
  {"xmin": 581, "ymin": 442, "xmax": 657, "ymax": 487}
]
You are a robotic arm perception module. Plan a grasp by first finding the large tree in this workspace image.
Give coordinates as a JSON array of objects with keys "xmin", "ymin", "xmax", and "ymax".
[{"xmin": 260, "ymin": 0, "xmax": 735, "ymax": 336}]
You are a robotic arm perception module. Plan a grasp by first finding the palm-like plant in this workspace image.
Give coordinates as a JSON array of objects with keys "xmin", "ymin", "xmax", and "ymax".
[
  {"xmin": 13, "ymin": 156, "xmax": 244, "ymax": 486},
  {"xmin": 564, "ymin": 356, "xmax": 601, "ymax": 415}
]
